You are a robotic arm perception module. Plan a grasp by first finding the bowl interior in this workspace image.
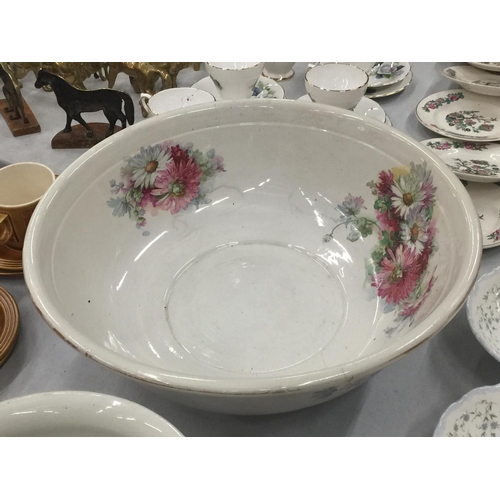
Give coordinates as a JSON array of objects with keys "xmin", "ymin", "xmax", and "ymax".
[
  {"xmin": 149, "ymin": 88, "xmax": 214, "ymax": 114},
  {"xmin": 25, "ymin": 100, "xmax": 480, "ymax": 391},
  {"xmin": 306, "ymin": 64, "xmax": 368, "ymax": 91},
  {"xmin": 0, "ymin": 392, "xmax": 182, "ymax": 436}
]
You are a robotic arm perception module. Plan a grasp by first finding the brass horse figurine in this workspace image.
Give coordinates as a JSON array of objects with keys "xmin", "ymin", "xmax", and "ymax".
[
  {"xmin": 35, "ymin": 68, "xmax": 134, "ymax": 138},
  {"xmin": 0, "ymin": 62, "xmax": 28, "ymax": 123}
]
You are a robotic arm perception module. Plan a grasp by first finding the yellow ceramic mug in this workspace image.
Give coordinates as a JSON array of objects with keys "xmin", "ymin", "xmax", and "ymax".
[{"xmin": 0, "ymin": 162, "xmax": 55, "ymax": 251}]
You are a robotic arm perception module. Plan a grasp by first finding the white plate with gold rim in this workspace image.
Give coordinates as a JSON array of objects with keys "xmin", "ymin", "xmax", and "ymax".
[
  {"xmin": 192, "ymin": 75, "xmax": 284, "ymax": 100},
  {"xmin": 468, "ymin": 62, "xmax": 500, "ymax": 73},
  {"xmin": 421, "ymin": 137, "xmax": 500, "ymax": 183},
  {"xmin": 443, "ymin": 65, "xmax": 500, "ymax": 97},
  {"xmin": 297, "ymin": 95, "xmax": 386, "ymax": 123},
  {"xmin": 368, "ymin": 62, "xmax": 411, "ymax": 88},
  {"xmin": 366, "ymin": 72, "xmax": 412, "ymax": 99},
  {"xmin": 416, "ymin": 89, "xmax": 500, "ymax": 142}
]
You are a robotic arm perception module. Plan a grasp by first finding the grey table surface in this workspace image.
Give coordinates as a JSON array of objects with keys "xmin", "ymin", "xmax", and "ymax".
[{"xmin": 1, "ymin": 61, "xmax": 499, "ymax": 437}]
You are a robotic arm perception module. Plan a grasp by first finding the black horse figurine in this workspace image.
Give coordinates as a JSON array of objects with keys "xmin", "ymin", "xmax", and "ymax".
[{"xmin": 35, "ymin": 68, "xmax": 134, "ymax": 138}]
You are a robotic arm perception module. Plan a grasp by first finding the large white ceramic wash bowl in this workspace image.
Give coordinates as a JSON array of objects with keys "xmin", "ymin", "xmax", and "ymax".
[{"xmin": 24, "ymin": 100, "xmax": 481, "ymax": 414}]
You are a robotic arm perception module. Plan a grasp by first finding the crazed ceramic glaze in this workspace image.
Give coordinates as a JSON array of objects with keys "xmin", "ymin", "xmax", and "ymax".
[
  {"xmin": 24, "ymin": 100, "xmax": 481, "ymax": 414},
  {"xmin": 434, "ymin": 384, "xmax": 500, "ymax": 437},
  {"xmin": 0, "ymin": 391, "xmax": 183, "ymax": 436}
]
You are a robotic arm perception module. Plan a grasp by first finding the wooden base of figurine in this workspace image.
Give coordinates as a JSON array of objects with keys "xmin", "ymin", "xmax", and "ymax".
[
  {"xmin": 0, "ymin": 99, "xmax": 41, "ymax": 137},
  {"xmin": 51, "ymin": 123, "xmax": 123, "ymax": 149}
]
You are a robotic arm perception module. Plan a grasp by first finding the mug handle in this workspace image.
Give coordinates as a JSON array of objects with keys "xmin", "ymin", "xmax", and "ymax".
[
  {"xmin": 0, "ymin": 213, "xmax": 13, "ymax": 245},
  {"xmin": 139, "ymin": 93, "xmax": 154, "ymax": 118}
]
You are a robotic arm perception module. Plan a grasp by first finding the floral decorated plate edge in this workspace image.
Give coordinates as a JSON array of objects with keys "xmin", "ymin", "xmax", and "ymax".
[
  {"xmin": 415, "ymin": 90, "xmax": 500, "ymax": 142},
  {"xmin": 420, "ymin": 137, "xmax": 500, "ymax": 183},
  {"xmin": 434, "ymin": 383, "xmax": 500, "ymax": 437}
]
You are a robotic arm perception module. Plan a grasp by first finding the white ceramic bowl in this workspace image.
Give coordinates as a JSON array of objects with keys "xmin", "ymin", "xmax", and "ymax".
[
  {"xmin": 305, "ymin": 63, "xmax": 368, "ymax": 109},
  {"xmin": 139, "ymin": 87, "xmax": 215, "ymax": 118},
  {"xmin": 434, "ymin": 384, "xmax": 500, "ymax": 437},
  {"xmin": 466, "ymin": 266, "xmax": 500, "ymax": 360},
  {"xmin": 443, "ymin": 65, "xmax": 500, "ymax": 97},
  {"xmin": 24, "ymin": 100, "xmax": 481, "ymax": 414},
  {"xmin": 0, "ymin": 391, "xmax": 183, "ymax": 436}
]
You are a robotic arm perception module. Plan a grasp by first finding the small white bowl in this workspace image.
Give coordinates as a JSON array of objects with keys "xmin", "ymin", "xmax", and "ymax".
[
  {"xmin": 434, "ymin": 384, "xmax": 500, "ymax": 437},
  {"xmin": 139, "ymin": 87, "xmax": 215, "ymax": 118},
  {"xmin": 305, "ymin": 63, "xmax": 368, "ymax": 109},
  {"xmin": 443, "ymin": 65, "xmax": 500, "ymax": 97},
  {"xmin": 0, "ymin": 391, "xmax": 183, "ymax": 436},
  {"xmin": 467, "ymin": 265, "xmax": 500, "ymax": 360}
]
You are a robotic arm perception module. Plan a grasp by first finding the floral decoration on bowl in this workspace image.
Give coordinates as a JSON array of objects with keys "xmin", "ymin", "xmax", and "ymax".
[
  {"xmin": 323, "ymin": 162, "xmax": 437, "ymax": 334},
  {"xmin": 107, "ymin": 141, "xmax": 225, "ymax": 233},
  {"xmin": 447, "ymin": 158, "xmax": 500, "ymax": 177}
]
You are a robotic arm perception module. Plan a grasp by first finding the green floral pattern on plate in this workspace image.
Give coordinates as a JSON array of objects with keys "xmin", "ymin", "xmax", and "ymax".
[
  {"xmin": 446, "ymin": 110, "xmax": 497, "ymax": 134},
  {"xmin": 422, "ymin": 92, "xmax": 464, "ymax": 112}
]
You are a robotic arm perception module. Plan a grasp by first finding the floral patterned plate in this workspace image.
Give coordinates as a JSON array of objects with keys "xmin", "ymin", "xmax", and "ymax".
[
  {"xmin": 297, "ymin": 95, "xmax": 386, "ymax": 123},
  {"xmin": 443, "ymin": 65, "xmax": 500, "ymax": 97},
  {"xmin": 421, "ymin": 137, "xmax": 500, "ymax": 183},
  {"xmin": 461, "ymin": 182, "xmax": 500, "ymax": 249},
  {"xmin": 367, "ymin": 62, "xmax": 411, "ymax": 88},
  {"xmin": 434, "ymin": 384, "xmax": 500, "ymax": 437},
  {"xmin": 192, "ymin": 76, "xmax": 285, "ymax": 100},
  {"xmin": 416, "ymin": 90, "xmax": 500, "ymax": 142},
  {"xmin": 468, "ymin": 62, "xmax": 500, "ymax": 73},
  {"xmin": 466, "ymin": 265, "xmax": 500, "ymax": 364},
  {"xmin": 366, "ymin": 72, "xmax": 413, "ymax": 99}
]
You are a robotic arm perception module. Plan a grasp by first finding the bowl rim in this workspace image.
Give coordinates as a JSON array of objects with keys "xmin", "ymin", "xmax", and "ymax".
[
  {"xmin": 466, "ymin": 264, "xmax": 500, "ymax": 362},
  {"xmin": 433, "ymin": 383, "xmax": 500, "ymax": 437},
  {"xmin": 0, "ymin": 390, "xmax": 184, "ymax": 436},
  {"xmin": 23, "ymin": 99, "xmax": 482, "ymax": 396}
]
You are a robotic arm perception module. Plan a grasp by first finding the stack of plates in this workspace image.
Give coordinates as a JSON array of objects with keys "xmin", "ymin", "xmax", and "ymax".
[
  {"xmin": 421, "ymin": 137, "xmax": 500, "ymax": 249},
  {"xmin": 0, "ymin": 245, "xmax": 23, "ymax": 276},
  {"xmin": 0, "ymin": 286, "xmax": 19, "ymax": 367},
  {"xmin": 365, "ymin": 62, "xmax": 413, "ymax": 99},
  {"xmin": 443, "ymin": 64, "xmax": 500, "ymax": 97}
]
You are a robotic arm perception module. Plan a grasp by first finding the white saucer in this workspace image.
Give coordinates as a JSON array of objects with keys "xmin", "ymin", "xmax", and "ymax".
[
  {"xmin": 421, "ymin": 137, "xmax": 500, "ymax": 183},
  {"xmin": 366, "ymin": 72, "xmax": 413, "ymax": 99},
  {"xmin": 192, "ymin": 76, "xmax": 285, "ymax": 100},
  {"xmin": 297, "ymin": 95, "xmax": 386, "ymax": 124},
  {"xmin": 368, "ymin": 62, "xmax": 411, "ymax": 88},
  {"xmin": 462, "ymin": 182, "xmax": 500, "ymax": 248},
  {"xmin": 416, "ymin": 89, "xmax": 500, "ymax": 142}
]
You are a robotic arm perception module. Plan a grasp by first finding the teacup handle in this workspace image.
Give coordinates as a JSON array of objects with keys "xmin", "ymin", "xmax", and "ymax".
[
  {"xmin": 0, "ymin": 212, "xmax": 13, "ymax": 245},
  {"xmin": 139, "ymin": 93, "xmax": 154, "ymax": 118}
]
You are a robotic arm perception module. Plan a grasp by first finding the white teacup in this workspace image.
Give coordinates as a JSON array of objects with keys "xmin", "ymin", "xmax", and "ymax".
[
  {"xmin": 305, "ymin": 63, "xmax": 369, "ymax": 110},
  {"xmin": 263, "ymin": 62, "xmax": 295, "ymax": 80},
  {"xmin": 205, "ymin": 62, "xmax": 265, "ymax": 100},
  {"xmin": 139, "ymin": 88, "xmax": 215, "ymax": 118}
]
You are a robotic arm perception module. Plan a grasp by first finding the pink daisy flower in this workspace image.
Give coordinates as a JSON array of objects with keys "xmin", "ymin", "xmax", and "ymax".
[
  {"xmin": 152, "ymin": 155, "xmax": 202, "ymax": 214},
  {"xmin": 372, "ymin": 245, "xmax": 420, "ymax": 304}
]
